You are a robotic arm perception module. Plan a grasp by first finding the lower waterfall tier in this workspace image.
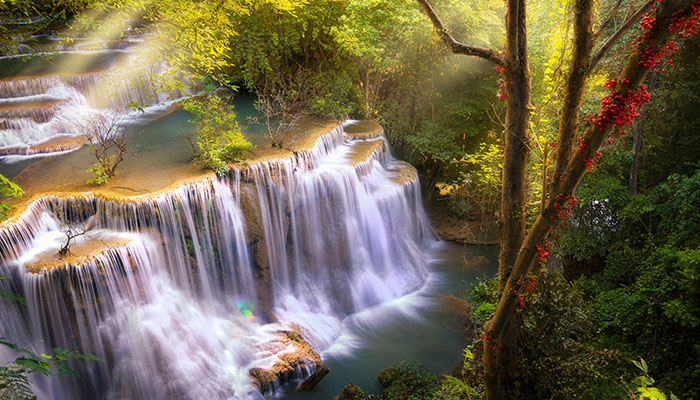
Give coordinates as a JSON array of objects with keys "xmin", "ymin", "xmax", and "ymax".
[{"xmin": 0, "ymin": 121, "xmax": 436, "ymax": 399}]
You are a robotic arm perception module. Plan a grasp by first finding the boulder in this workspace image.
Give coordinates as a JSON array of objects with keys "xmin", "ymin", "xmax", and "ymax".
[{"xmin": 249, "ymin": 327, "xmax": 322, "ymax": 393}]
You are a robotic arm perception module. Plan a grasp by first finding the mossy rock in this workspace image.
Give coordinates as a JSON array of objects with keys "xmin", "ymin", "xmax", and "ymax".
[{"xmin": 334, "ymin": 383, "xmax": 373, "ymax": 400}]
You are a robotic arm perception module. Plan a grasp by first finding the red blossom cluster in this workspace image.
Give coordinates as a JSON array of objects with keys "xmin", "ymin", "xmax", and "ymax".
[
  {"xmin": 577, "ymin": 134, "xmax": 603, "ymax": 170},
  {"xmin": 536, "ymin": 240, "xmax": 551, "ymax": 262},
  {"xmin": 497, "ymin": 80, "xmax": 507, "ymax": 99},
  {"xmin": 550, "ymin": 192, "xmax": 577, "ymax": 220},
  {"xmin": 633, "ymin": 0, "xmax": 700, "ymax": 71},
  {"xmin": 480, "ymin": 329, "xmax": 501, "ymax": 355},
  {"xmin": 508, "ymin": 276, "xmax": 537, "ymax": 314},
  {"xmin": 585, "ymin": 79, "xmax": 650, "ymax": 139}
]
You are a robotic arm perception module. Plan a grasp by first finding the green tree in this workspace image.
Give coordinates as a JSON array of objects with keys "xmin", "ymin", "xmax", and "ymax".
[{"xmin": 183, "ymin": 95, "xmax": 252, "ymax": 176}]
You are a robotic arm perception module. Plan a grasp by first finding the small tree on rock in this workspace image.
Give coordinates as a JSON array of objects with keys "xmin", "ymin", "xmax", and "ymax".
[{"xmin": 75, "ymin": 113, "xmax": 130, "ymax": 185}]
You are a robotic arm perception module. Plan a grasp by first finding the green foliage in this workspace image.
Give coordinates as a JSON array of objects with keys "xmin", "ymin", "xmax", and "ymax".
[
  {"xmin": 518, "ymin": 274, "xmax": 623, "ymax": 400},
  {"xmin": 183, "ymin": 95, "xmax": 252, "ymax": 175},
  {"xmin": 86, "ymin": 157, "xmax": 114, "ymax": 185},
  {"xmin": 466, "ymin": 276, "xmax": 499, "ymax": 326},
  {"xmin": 443, "ymin": 141, "xmax": 502, "ymax": 218},
  {"xmin": 562, "ymin": 162, "xmax": 700, "ymax": 398},
  {"xmin": 0, "ymin": 276, "xmax": 25, "ymax": 306},
  {"xmin": 0, "ymin": 365, "xmax": 35, "ymax": 400},
  {"xmin": 336, "ymin": 383, "xmax": 376, "ymax": 400},
  {"xmin": 378, "ymin": 362, "xmax": 440, "ymax": 400},
  {"xmin": 0, "ymin": 339, "xmax": 102, "ymax": 399},
  {"xmin": 559, "ymin": 172, "xmax": 630, "ymax": 262},
  {"xmin": 642, "ymin": 38, "xmax": 700, "ymax": 187},
  {"xmin": 0, "ymin": 0, "xmax": 93, "ymax": 55},
  {"xmin": 432, "ymin": 349, "xmax": 481, "ymax": 400},
  {"xmin": 629, "ymin": 359, "xmax": 680, "ymax": 400},
  {"xmin": 465, "ymin": 274, "xmax": 630, "ymax": 400},
  {"xmin": 0, "ymin": 174, "xmax": 23, "ymax": 220}
]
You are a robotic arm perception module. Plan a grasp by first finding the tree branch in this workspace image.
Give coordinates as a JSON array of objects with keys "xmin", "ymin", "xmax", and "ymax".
[
  {"xmin": 416, "ymin": 0, "xmax": 505, "ymax": 66},
  {"xmin": 590, "ymin": 0, "xmax": 654, "ymax": 69},
  {"xmin": 594, "ymin": 0, "xmax": 623, "ymax": 41}
]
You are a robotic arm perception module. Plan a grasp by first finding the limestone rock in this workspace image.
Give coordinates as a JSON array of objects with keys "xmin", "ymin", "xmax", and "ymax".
[{"xmin": 249, "ymin": 327, "xmax": 322, "ymax": 393}]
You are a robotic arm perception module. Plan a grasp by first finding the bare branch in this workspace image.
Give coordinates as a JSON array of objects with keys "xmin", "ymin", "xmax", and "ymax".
[
  {"xmin": 594, "ymin": 0, "xmax": 624, "ymax": 41},
  {"xmin": 416, "ymin": 0, "xmax": 505, "ymax": 66},
  {"xmin": 590, "ymin": 0, "xmax": 654, "ymax": 69}
]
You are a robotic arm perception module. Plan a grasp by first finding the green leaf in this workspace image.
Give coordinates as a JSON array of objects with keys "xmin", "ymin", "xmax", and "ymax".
[{"xmin": 0, "ymin": 289, "xmax": 26, "ymax": 305}]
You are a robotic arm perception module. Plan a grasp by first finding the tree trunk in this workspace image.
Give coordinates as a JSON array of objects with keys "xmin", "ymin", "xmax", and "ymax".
[
  {"xmin": 630, "ymin": 69, "xmax": 659, "ymax": 194},
  {"xmin": 485, "ymin": 0, "xmax": 531, "ymax": 398},
  {"xmin": 552, "ymin": 0, "xmax": 595, "ymax": 185}
]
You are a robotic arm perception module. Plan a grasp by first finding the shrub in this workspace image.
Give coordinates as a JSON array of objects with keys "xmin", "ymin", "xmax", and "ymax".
[
  {"xmin": 378, "ymin": 361, "xmax": 439, "ymax": 400},
  {"xmin": 0, "ymin": 174, "xmax": 23, "ymax": 219},
  {"xmin": 183, "ymin": 95, "xmax": 253, "ymax": 176}
]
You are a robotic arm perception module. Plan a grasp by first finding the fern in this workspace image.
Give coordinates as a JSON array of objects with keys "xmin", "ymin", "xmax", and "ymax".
[{"xmin": 0, "ymin": 366, "xmax": 36, "ymax": 400}]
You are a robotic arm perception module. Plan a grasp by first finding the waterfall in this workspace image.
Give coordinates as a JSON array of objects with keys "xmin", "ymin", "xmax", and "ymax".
[
  {"xmin": 0, "ymin": 123, "xmax": 435, "ymax": 399},
  {"xmin": 0, "ymin": 55, "xmax": 190, "ymax": 154}
]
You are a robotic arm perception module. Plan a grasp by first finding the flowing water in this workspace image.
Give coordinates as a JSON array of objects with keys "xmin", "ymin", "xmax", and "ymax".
[
  {"xmin": 0, "ymin": 50, "xmax": 192, "ymax": 155},
  {"xmin": 0, "ymin": 50, "xmax": 495, "ymax": 400}
]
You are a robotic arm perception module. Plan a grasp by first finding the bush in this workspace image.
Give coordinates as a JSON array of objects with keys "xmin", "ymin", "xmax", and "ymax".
[
  {"xmin": 465, "ymin": 273, "xmax": 624, "ymax": 400},
  {"xmin": 378, "ymin": 362, "xmax": 439, "ymax": 400},
  {"xmin": 0, "ymin": 174, "xmax": 23, "ymax": 219},
  {"xmin": 183, "ymin": 95, "xmax": 253, "ymax": 176}
]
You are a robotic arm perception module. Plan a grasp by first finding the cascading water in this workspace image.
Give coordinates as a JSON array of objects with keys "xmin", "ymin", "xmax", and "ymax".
[
  {"xmin": 0, "ymin": 123, "xmax": 437, "ymax": 399},
  {"xmin": 0, "ymin": 51, "xmax": 190, "ymax": 155}
]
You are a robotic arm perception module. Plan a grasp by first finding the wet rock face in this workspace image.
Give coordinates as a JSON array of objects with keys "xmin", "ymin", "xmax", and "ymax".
[
  {"xmin": 249, "ymin": 327, "xmax": 323, "ymax": 393},
  {"xmin": 239, "ymin": 182, "xmax": 277, "ymax": 323}
]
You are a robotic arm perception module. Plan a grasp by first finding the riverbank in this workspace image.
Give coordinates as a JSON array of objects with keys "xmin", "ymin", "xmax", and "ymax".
[{"xmin": 424, "ymin": 200, "xmax": 498, "ymax": 246}]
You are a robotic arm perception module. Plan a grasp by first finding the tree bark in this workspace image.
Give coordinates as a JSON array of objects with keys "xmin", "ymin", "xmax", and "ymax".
[
  {"xmin": 552, "ymin": 0, "xmax": 595, "ymax": 187},
  {"xmin": 483, "ymin": 0, "xmax": 531, "ymax": 398}
]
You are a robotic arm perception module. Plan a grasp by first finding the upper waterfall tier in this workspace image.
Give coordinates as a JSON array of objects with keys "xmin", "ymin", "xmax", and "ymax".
[{"xmin": 0, "ymin": 51, "xmax": 193, "ymax": 154}]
